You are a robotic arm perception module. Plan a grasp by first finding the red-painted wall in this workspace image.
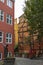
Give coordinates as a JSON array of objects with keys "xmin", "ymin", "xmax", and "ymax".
[{"xmin": 0, "ymin": 0, "xmax": 14, "ymax": 59}]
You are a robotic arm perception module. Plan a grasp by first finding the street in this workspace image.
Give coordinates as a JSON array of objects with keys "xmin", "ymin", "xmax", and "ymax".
[{"xmin": 14, "ymin": 57, "xmax": 43, "ymax": 65}]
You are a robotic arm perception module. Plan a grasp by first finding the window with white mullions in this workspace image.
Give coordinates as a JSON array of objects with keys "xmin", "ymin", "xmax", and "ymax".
[
  {"xmin": 10, "ymin": 15, "xmax": 12, "ymax": 24},
  {"xmin": 6, "ymin": 14, "xmax": 12, "ymax": 25},
  {"xmin": 0, "ymin": 32, "xmax": 3, "ymax": 43},
  {"xmin": 0, "ymin": 10, "xmax": 4, "ymax": 22},
  {"xmin": 7, "ymin": 0, "xmax": 13, "ymax": 8},
  {"xmin": 6, "ymin": 33, "xmax": 12, "ymax": 44}
]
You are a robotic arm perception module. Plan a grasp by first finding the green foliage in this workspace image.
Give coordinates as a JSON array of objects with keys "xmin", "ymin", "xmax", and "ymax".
[
  {"xmin": 0, "ymin": 61, "xmax": 4, "ymax": 65},
  {"xmin": 14, "ymin": 44, "xmax": 18, "ymax": 50},
  {"xmin": 23, "ymin": 0, "xmax": 43, "ymax": 41}
]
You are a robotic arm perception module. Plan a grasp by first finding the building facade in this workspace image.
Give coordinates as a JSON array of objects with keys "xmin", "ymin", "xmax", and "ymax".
[
  {"xmin": 18, "ymin": 14, "xmax": 30, "ymax": 57},
  {"xmin": 14, "ymin": 18, "xmax": 18, "ymax": 46},
  {"xmin": 0, "ymin": 0, "xmax": 14, "ymax": 60},
  {"xmin": 14, "ymin": 18, "xmax": 19, "ymax": 56},
  {"xmin": 18, "ymin": 14, "xmax": 43, "ymax": 58}
]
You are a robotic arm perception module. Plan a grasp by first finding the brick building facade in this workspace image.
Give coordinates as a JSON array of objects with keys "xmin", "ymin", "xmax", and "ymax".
[
  {"xmin": 18, "ymin": 14, "xmax": 43, "ymax": 58},
  {"xmin": 18, "ymin": 14, "xmax": 30, "ymax": 57},
  {"xmin": 0, "ymin": 0, "xmax": 14, "ymax": 60}
]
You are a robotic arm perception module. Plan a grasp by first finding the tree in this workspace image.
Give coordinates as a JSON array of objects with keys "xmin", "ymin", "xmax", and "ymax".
[
  {"xmin": 14, "ymin": 44, "xmax": 18, "ymax": 52},
  {"xmin": 23, "ymin": 0, "xmax": 43, "ymax": 47}
]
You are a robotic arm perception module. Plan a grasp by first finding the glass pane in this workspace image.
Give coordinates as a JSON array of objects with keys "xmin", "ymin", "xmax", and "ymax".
[
  {"xmin": 9, "ymin": 0, "xmax": 12, "ymax": 8},
  {"xmin": 10, "ymin": 16, "xmax": 12, "ymax": 24},
  {"xmin": 0, "ymin": 10, "xmax": 4, "ymax": 21},
  {"xmin": 9, "ymin": 39, "xmax": 11, "ymax": 42},
  {"xmin": 9, "ymin": 34, "xmax": 11, "ymax": 38},
  {"xmin": 1, "ymin": 16, "xmax": 3, "ymax": 21},
  {"xmin": 6, "ymin": 34, "xmax": 8, "ymax": 37},
  {"xmin": 7, "ymin": 18, "xmax": 9, "ymax": 23},
  {"xmin": 1, "ymin": 10, "xmax": 3, "ymax": 14},
  {"xmin": 0, "ymin": 10, "xmax": 1, "ymax": 14},
  {"xmin": 0, "ymin": 32, "xmax": 2, "ymax": 36},
  {"xmin": 0, "ymin": 15, "xmax": 1, "ymax": 21},
  {"xmin": 0, "ymin": 53, "xmax": 1, "ymax": 58},
  {"xmin": 0, "ymin": 38, "xmax": 2, "ymax": 42},
  {"xmin": 10, "ymin": 20, "xmax": 12, "ymax": 24},
  {"xmin": 10, "ymin": 16, "xmax": 11, "ymax": 19},
  {"xmin": 6, "ymin": 39, "xmax": 8, "ymax": 42}
]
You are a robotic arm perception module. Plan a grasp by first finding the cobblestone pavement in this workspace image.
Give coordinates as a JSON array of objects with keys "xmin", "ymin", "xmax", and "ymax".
[{"xmin": 14, "ymin": 57, "xmax": 43, "ymax": 65}]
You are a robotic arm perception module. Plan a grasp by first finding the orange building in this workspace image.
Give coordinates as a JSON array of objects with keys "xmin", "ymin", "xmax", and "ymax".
[
  {"xmin": 14, "ymin": 18, "xmax": 18, "ymax": 46},
  {"xmin": 18, "ymin": 14, "xmax": 30, "ymax": 57},
  {"xmin": 18, "ymin": 14, "xmax": 43, "ymax": 58}
]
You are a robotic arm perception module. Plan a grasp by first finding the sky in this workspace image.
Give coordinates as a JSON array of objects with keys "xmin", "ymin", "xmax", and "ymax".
[{"xmin": 15, "ymin": 0, "xmax": 25, "ymax": 18}]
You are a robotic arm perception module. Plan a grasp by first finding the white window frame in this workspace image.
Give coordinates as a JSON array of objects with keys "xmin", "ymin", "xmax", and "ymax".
[
  {"xmin": 6, "ymin": 33, "xmax": 12, "ymax": 44},
  {"xmin": 0, "ymin": 53, "xmax": 2, "ymax": 60},
  {"xmin": 7, "ymin": 0, "xmax": 13, "ymax": 8},
  {"xmin": 6, "ymin": 14, "xmax": 12, "ymax": 25},
  {"xmin": 0, "ymin": 10, "xmax": 4, "ymax": 22},
  {"xmin": 0, "ymin": 0, "xmax": 4, "ymax": 3},
  {"xmin": 0, "ymin": 32, "xmax": 3, "ymax": 43}
]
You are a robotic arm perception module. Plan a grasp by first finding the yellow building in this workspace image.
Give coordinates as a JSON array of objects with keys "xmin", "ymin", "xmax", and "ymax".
[{"xmin": 14, "ymin": 18, "xmax": 18, "ymax": 46}]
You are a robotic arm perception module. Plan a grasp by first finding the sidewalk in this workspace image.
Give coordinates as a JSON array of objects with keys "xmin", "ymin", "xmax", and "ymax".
[
  {"xmin": 14, "ymin": 57, "xmax": 43, "ymax": 65},
  {"xmin": 30, "ymin": 55, "xmax": 43, "ymax": 60}
]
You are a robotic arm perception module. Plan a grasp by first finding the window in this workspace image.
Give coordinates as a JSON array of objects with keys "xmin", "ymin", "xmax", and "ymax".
[
  {"xmin": 0, "ymin": 10, "xmax": 4, "ymax": 22},
  {"xmin": 0, "ymin": 53, "xmax": 2, "ymax": 60},
  {"xmin": 6, "ymin": 33, "xmax": 12, "ymax": 43},
  {"xmin": 0, "ymin": 32, "xmax": 3, "ymax": 43},
  {"xmin": 0, "ymin": 0, "xmax": 4, "ymax": 3},
  {"xmin": 7, "ymin": 0, "xmax": 13, "ymax": 8},
  {"xmin": 6, "ymin": 14, "xmax": 12, "ymax": 25}
]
